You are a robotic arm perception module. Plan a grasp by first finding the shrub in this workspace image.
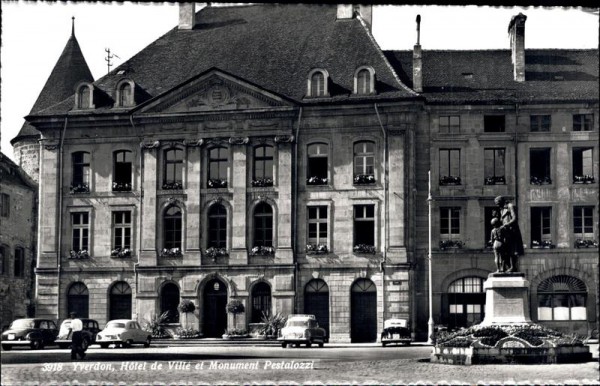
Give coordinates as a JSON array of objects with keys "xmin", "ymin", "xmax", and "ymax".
[
  {"xmin": 175, "ymin": 327, "xmax": 200, "ymax": 339},
  {"xmin": 259, "ymin": 312, "xmax": 287, "ymax": 336},
  {"xmin": 178, "ymin": 299, "xmax": 196, "ymax": 314},
  {"xmin": 143, "ymin": 311, "xmax": 171, "ymax": 338},
  {"xmin": 224, "ymin": 328, "xmax": 248, "ymax": 336}
]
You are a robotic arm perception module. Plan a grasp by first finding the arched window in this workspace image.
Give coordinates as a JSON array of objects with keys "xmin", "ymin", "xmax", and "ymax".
[
  {"xmin": 307, "ymin": 143, "xmax": 328, "ymax": 185},
  {"xmin": 307, "ymin": 69, "xmax": 329, "ymax": 97},
  {"xmin": 253, "ymin": 203, "xmax": 273, "ymax": 247},
  {"xmin": 163, "ymin": 206, "xmax": 182, "ymax": 251},
  {"xmin": 160, "ymin": 282, "xmax": 180, "ymax": 323},
  {"xmin": 353, "ymin": 141, "xmax": 375, "ymax": 184},
  {"xmin": 251, "ymin": 282, "xmax": 272, "ymax": 323},
  {"xmin": 119, "ymin": 82, "xmax": 132, "ymax": 107},
  {"xmin": 208, "ymin": 204, "xmax": 227, "ymax": 249},
  {"xmin": 163, "ymin": 149, "xmax": 183, "ymax": 190},
  {"xmin": 445, "ymin": 276, "xmax": 485, "ymax": 329},
  {"xmin": 113, "ymin": 150, "xmax": 133, "ymax": 191},
  {"xmin": 67, "ymin": 282, "xmax": 89, "ymax": 318},
  {"xmin": 538, "ymin": 275, "xmax": 587, "ymax": 321},
  {"xmin": 14, "ymin": 247, "xmax": 25, "ymax": 278},
  {"xmin": 71, "ymin": 151, "xmax": 91, "ymax": 192},
  {"xmin": 208, "ymin": 147, "xmax": 228, "ymax": 188},
  {"xmin": 77, "ymin": 84, "xmax": 92, "ymax": 109},
  {"xmin": 355, "ymin": 67, "xmax": 375, "ymax": 95},
  {"xmin": 109, "ymin": 281, "xmax": 132, "ymax": 320},
  {"xmin": 252, "ymin": 145, "xmax": 274, "ymax": 186}
]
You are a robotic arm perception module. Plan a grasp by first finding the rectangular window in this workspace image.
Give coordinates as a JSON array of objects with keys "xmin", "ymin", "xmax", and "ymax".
[
  {"xmin": 439, "ymin": 149, "xmax": 461, "ymax": 185},
  {"xmin": 71, "ymin": 152, "xmax": 91, "ymax": 193},
  {"xmin": 163, "ymin": 149, "xmax": 183, "ymax": 189},
  {"xmin": 484, "ymin": 148, "xmax": 506, "ymax": 185},
  {"xmin": 0, "ymin": 246, "xmax": 5, "ymax": 275},
  {"xmin": 531, "ymin": 207, "xmax": 552, "ymax": 248},
  {"xmin": 307, "ymin": 206, "xmax": 328, "ymax": 247},
  {"xmin": 14, "ymin": 248, "xmax": 25, "ymax": 278},
  {"xmin": 573, "ymin": 147, "xmax": 594, "ymax": 183},
  {"xmin": 112, "ymin": 211, "xmax": 132, "ymax": 250},
  {"xmin": 530, "ymin": 115, "xmax": 551, "ymax": 132},
  {"xmin": 353, "ymin": 205, "xmax": 375, "ymax": 247},
  {"xmin": 0, "ymin": 193, "xmax": 9, "ymax": 217},
  {"xmin": 573, "ymin": 206, "xmax": 594, "ymax": 241},
  {"xmin": 484, "ymin": 115, "xmax": 505, "ymax": 133},
  {"xmin": 530, "ymin": 148, "xmax": 552, "ymax": 184},
  {"xmin": 71, "ymin": 212, "xmax": 90, "ymax": 252},
  {"xmin": 573, "ymin": 114, "xmax": 593, "ymax": 131},
  {"xmin": 440, "ymin": 207, "xmax": 460, "ymax": 237},
  {"xmin": 113, "ymin": 151, "xmax": 133, "ymax": 191},
  {"xmin": 439, "ymin": 116, "xmax": 460, "ymax": 134},
  {"xmin": 307, "ymin": 143, "xmax": 328, "ymax": 185}
]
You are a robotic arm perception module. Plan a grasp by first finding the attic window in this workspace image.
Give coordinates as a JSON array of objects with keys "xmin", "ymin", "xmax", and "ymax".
[
  {"xmin": 354, "ymin": 66, "xmax": 376, "ymax": 95},
  {"xmin": 75, "ymin": 83, "xmax": 94, "ymax": 110},
  {"xmin": 115, "ymin": 79, "xmax": 135, "ymax": 108},
  {"xmin": 307, "ymin": 69, "xmax": 330, "ymax": 98}
]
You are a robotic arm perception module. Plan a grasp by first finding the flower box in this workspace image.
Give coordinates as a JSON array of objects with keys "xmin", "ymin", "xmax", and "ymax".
[
  {"xmin": 69, "ymin": 250, "xmax": 90, "ymax": 259},
  {"xmin": 439, "ymin": 240, "xmax": 464, "ymax": 250},
  {"xmin": 439, "ymin": 176, "xmax": 461, "ymax": 185},
  {"xmin": 162, "ymin": 181, "xmax": 183, "ymax": 190},
  {"xmin": 250, "ymin": 246, "xmax": 275, "ymax": 256},
  {"xmin": 110, "ymin": 248, "xmax": 131, "ymax": 258},
  {"xmin": 530, "ymin": 176, "xmax": 552, "ymax": 185},
  {"xmin": 353, "ymin": 244, "xmax": 376, "ymax": 254},
  {"xmin": 112, "ymin": 182, "xmax": 132, "ymax": 192},
  {"xmin": 573, "ymin": 175, "xmax": 595, "ymax": 184},
  {"xmin": 574, "ymin": 239, "xmax": 598, "ymax": 248},
  {"xmin": 161, "ymin": 248, "xmax": 183, "ymax": 257},
  {"xmin": 306, "ymin": 244, "xmax": 329, "ymax": 255},
  {"xmin": 353, "ymin": 174, "xmax": 376, "ymax": 185},
  {"xmin": 251, "ymin": 178, "xmax": 273, "ymax": 187},
  {"xmin": 70, "ymin": 184, "xmax": 90, "ymax": 194},
  {"xmin": 207, "ymin": 179, "xmax": 227, "ymax": 188},
  {"xmin": 306, "ymin": 176, "xmax": 328, "ymax": 186},
  {"xmin": 204, "ymin": 247, "xmax": 228, "ymax": 261},
  {"xmin": 531, "ymin": 240, "xmax": 555, "ymax": 249},
  {"xmin": 484, "ymin": 176, "xmax": 505, "ymax": 185}
]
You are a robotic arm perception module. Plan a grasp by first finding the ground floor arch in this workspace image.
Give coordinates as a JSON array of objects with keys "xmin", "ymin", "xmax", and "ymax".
[
  {"xmin": 350, "ymin": 278, "xmax": 377, "ymax": 343},
  {"xmin": 202, "ymin": 278, "xmax": 228, "ymax": 337},
  {"xmin": 304, "ymin": 279, "xmax": 330, "ymax": 337}
]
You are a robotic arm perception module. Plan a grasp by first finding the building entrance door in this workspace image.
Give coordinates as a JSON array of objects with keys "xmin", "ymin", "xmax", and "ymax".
[
  {"xmin": 304, "ymin": 279, "xmax": 330, "ymax": 338},
  {"xmin": 203, "ymin": 279, "xmax": 227, "ymax": 337},
  {"xmin": 351, "ymin": 279, "xmax": 377, "ymax": 343}
]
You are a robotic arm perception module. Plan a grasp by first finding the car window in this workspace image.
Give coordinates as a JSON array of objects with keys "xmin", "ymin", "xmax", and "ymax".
[
  {"xmin": 40, "ymin": 321, "xmax": 48, "ymax": 329},
  {"xmin": 107, "ymin": 322, "xmax": 126, "ymax": 329},
  {"xmin": 11, "ymin": 320, "xmax": 35, "ymax": 329},
  {"xmin": 133, "ymin": 322, "xmax": 141, "ymax": 330},
  {"xmin": 49, "ymin": 321, "xmax": 57, "ymax": 329}
]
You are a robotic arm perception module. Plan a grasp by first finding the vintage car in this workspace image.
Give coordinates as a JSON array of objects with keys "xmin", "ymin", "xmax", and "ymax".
[
  {"xmin": 278, "ymin": 314, "xmax": 326, "ymax": 348},
  {"xmin": 380, "ymin": 318, "xmax": 412, "ymax": 347},
  {"xmin": 96, "ymin": 319, "xmax": 151, "ymax": 348},
  {"xmin": 1, "ymin": 318, "xmax": 59, "ymax": 350},
  {"xmin": 55, "ymin": 318, "xmax": 101, "ymax": 349}
]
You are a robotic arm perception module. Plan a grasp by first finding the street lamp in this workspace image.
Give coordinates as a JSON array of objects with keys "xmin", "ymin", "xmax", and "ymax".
[{"xmin": 427, "ymin": 170, "xmax": 435, "ymax": 344}]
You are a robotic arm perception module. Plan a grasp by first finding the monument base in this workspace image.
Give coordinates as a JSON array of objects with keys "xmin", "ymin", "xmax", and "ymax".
[{"xmin": 480, "ymin": 272, "xmax": 532, "ymax": 326}]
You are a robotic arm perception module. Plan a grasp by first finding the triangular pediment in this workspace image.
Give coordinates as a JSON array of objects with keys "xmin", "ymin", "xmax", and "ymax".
[{"xmin": 139, "ymin": 69, "xmax": 293, "ymax": 114}]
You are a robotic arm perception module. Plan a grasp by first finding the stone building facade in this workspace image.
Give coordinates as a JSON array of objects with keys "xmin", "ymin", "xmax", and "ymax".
[
  {"xmin": 0, "ymin": 152, "xmax": 37, "ymax": 329},
  {"xmin": 14, "ymin": 5, "xmax": 598, "ymax": 341}
]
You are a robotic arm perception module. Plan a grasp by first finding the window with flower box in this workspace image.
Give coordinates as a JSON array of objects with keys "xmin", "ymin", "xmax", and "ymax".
[
  {"xmin": 14, "ymin": 247, "xmax": 24, "ymax": 278},
  {"xmin": 572, "ymin": 147, "xmax": 594, "ymax": 184},
  {"xmin": 353, "ymin": 141, "xmax": 375, "ymax": 185},
  {"xmin": 573, "ymin": 114, "xmax": 593, "ymax": 132},
  {"xmin": 531, "ymin": 207, "xmax": 553, "ymax": 248},
  {"xmin": 163, "ymin": 148, "xmax": 183, "ymax": 190},
  {"xmin": 112, "ymin": 211, "xmax": 132, "ymax": 257},
  {"xmin": 537, "ymin": 275, "xmax": 587, "ymax": 321},
  {"xmin": 574, "ymin": 206, "xmax": 596, "ymax": 248},
  {"xmin": 208, "ymin": 147, "xmax": 228, "ymax": 188},
  {"xmin": 307, "ymin": 143, "xmax": 328, "ymax": 185},
  {"xmin": 530, "ymin": 148, "xmax": 552, "ymax": 185},
  {"xmin": 530, "ymin": 115, "xmax": 551, "ymax": 132},
  {"xmin": 307, "ymin": 206, "xmax": 328, "ymax": 254},
  {"xmin": 439, "ymin": 116, "xmax": 460, "ymax": 134},
  {"xmin": 163, "ymin": 206, "xmax": 182, "ymax": 256},
  {"xmin": 71, "ymin": 212, "xmax": 90, "ymax": 258},
  {"xmin": 208, "ymin": 204, "xmax": 227, "ymax": 249},
  {"xmin": 353, "ymin": 205, "xmax": 375, "ymax": 253},
  {"xmin": 440, "ymin": 207, "xmax": 462, "ymax": 249},
  {"xmin": 252, "ymin": 203, "xmax": 273, "ymax": 254},
  {"xmin": 439, "ymin": 149, "xmax": 461, "ymax": 185},
  {"xmin": 484, "ymin": 148, "xmax": 505, "ymax": 185},
  {"xmin": 113, "ymin": 150, "xmax": 133, "ymax": 191},
  {"xmin": 252, "ymin": 145, "xmax": 274, "ymax": 187},
  {"xmin": 71, "ymin": 152, "xmax": 91, "ymax": 193}
]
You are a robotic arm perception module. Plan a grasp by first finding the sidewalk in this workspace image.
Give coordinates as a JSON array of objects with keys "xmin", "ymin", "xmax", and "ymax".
[{"xmin": 150, "ymin": 338, "xmax": 434, "ymax": 347}]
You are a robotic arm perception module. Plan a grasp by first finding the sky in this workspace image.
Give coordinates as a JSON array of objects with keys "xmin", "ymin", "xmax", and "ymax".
[{"xmin": 1, "ymin": 2, "xmax": 598, "ymax": 162}]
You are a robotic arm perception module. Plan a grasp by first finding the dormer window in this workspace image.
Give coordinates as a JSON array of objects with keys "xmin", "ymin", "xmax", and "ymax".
[
  {"xmin": 307, "ymin": 69, "xmax": 329, "ymax": 98},
  {"xmin": 115, "ymin": 79, "xmax": 135, "ymax": 108},
  {"xmin": 75, "ymin": 82, "xmax": 94, "ymax": 109},
  {"xmin": 354, "ymin": 66, "xmax": 375, "ymax": 95}
]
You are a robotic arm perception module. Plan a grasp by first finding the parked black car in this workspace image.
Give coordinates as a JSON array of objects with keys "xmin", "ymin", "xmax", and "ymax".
[
  {"xmin": 380, "ymin": 318, "xmax": 412, "ymax": 347},
  {"xmin": 55, "ymin": 318, "xmax": 101, "ymax": 349},
  {"xmin": 1, "ymin": 318, "xmax": 59, "ymax": 350}
]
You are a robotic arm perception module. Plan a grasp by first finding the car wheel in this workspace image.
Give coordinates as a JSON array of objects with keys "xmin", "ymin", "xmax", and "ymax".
[
  {"xmin": 318, "ymin": 342, "xmax": 324, "ymax": 348},
  {"xmin": 281, "ymin": 342, "xmax": 287, "ymax": 348},
  {"xmin": 405, "ymin": 342, "xmax": 411, "ymax": 346},
  {"xmin": 144, "ymin": 337, "xmax": 151, "ymax": 348},
  {"xmin": 30, "ymin": 340, "xmax": 43, "ymax": 350},
  {"xmin": 306, "ymin": 342, "xmax": 312, "ymax": 348},
  {"xmin": 100, "ymin": 343, "xmax": 109, "ymax": 349},
  {"xmin": 382, "ymin": 342, "xmax": 386, "ymax": 347},
  {"xmin": 2, "ymin": 345, "xmax": 12, "ymax": 351}
]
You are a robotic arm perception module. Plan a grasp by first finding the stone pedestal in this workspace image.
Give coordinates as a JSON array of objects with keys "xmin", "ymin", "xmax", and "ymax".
[{"xmin": 480, "ymin": 273, "xmax": 532, "ymax": 325}]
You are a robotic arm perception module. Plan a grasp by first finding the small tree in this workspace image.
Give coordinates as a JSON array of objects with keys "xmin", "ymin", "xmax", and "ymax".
[
  {"xmin": 178, "ymin": 300, "xmax": 196, "ymax": 328},
  {"xmin": 226, "ymin": 299, "xmax": 245, "ymax": 329}
]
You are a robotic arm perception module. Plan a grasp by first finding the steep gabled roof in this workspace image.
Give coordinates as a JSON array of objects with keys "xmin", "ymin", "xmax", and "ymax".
[
  {"xmin": 0, "ymin": 152, "xmax": 37, "ymax": 189},
  {"xmin": 32, "ymin": 4, "xmax": 416, "ymax": 118},
  {"xmin": 11, "ymin": 23, "xmax": 93, "ymax": 144},
  {"xmin": 384, "ymin": 49, "xmax": 599, "ymax": 104}
]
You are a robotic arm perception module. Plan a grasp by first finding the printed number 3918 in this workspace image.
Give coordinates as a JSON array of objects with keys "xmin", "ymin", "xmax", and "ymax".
[{"xmin": 42, "ymin": 363, "xmax": 63, "ymax": 372}]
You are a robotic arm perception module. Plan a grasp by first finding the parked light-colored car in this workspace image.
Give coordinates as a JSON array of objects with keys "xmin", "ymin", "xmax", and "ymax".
[
  {"xmin": 96, "ymin": 319, "xmax": 151, "ymax": 348},
  {"xmin": 278, "ymin": 314, "xmax": 326, "ymax": 348},
  {"xmin": 1, "ymin": 318, "xmax": 58, "ymax": 350}
]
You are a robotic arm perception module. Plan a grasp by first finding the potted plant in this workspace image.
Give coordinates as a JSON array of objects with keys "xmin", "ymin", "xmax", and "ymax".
[
  {"xmin": 226, "ymin": 299, "xmax": 245, "ymax": 332},
  {"xmin": 178, "ymin": 299, "xmax": 196, "ymax": 329},
  {"xmin": 259, "ymin": 312, "xmax": 287, "ymax": 339}
]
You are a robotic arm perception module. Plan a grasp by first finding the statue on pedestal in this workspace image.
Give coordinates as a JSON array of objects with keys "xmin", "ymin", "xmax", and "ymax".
[{"xmin": 491, "ymin": 196, "xmax": 524, "ymax": 272}]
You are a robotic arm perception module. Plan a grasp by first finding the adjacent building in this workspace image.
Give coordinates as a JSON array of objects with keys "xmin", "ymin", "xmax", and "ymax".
[{"xmin": 12, "ymin": 4, "xmax": 598, "ymax": 341}]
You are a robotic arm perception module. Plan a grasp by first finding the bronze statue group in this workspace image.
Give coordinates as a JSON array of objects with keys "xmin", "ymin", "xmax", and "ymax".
[{"xmin": 490, "ymin": 196, "xmax": 524, "ymax": 273}]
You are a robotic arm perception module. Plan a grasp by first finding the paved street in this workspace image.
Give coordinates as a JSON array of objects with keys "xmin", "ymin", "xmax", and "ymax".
[{"xmin": 2, "ymin": 343, "xmax": 599, "ymax": 385}]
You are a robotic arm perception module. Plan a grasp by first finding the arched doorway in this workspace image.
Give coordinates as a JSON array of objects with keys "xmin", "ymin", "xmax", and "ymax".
[
  {"xmin": 109, "ymin": 281, "xmax": 132, "ymax": 320},
  {"xmin": 444, "ymin": 276, "xmax": 485, "ymax": 329},
  {"xmin": 160, "ymin": 282, "xmax": 180, "ymax": 323},
  {"xmin": 251, "ymin": 282, "xmax": 271, "ymax": 323},
  {"xmin": 351, "ymin": 278, "xmax": 377, "ymax": 343},
  {"xmin": 67, "ymin": 282, "xmax": 89, "ymax": 318},
  {"xmin": 203, "ymin": 278, "xmax": 227, "ymax": 337},
  {"xmin": 304, "ymin": 279, "xmax": 329, "ymax": 337}
]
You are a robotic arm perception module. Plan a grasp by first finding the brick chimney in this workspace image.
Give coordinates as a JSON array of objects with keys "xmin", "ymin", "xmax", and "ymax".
[
  {"xmin": 337, "ymin": 4, "xmax": 372, "ymax": 31},
  {"xmin": 179, "ymin": 3, "xmax": 196, "ymax": 30},
  {"xmin": 412, "ymin": 15, "xmax": 423, "ymax": 93},
  {"xmin": 508, "ymin": 13, "xmax": 527, "ymax": 82}
]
